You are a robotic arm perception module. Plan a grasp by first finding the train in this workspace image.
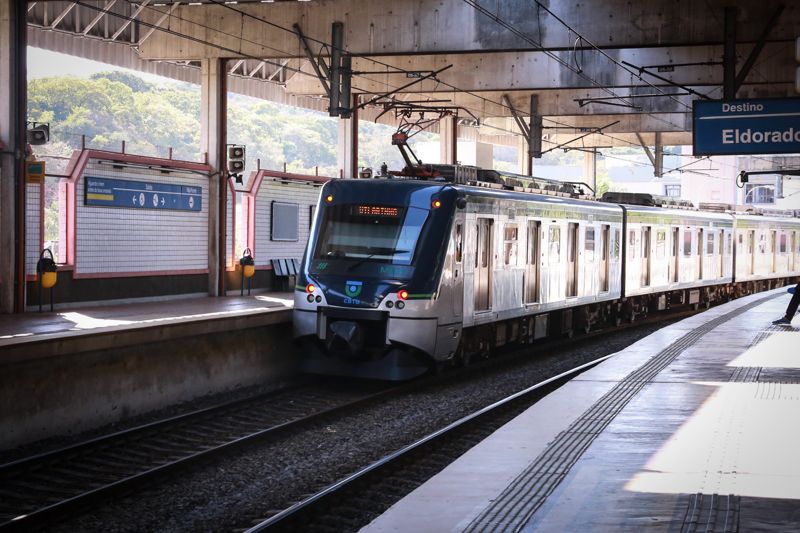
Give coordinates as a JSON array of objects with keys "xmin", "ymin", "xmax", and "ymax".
[{"xmin": 293, "ymin": 165, "xmax": 800, "ymax": 380}]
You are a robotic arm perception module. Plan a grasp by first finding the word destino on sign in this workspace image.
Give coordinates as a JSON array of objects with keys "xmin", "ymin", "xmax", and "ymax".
[
  {"xmin": 693, "ymin": 98, "xmax": 800, "ymax": 155},
  {"xmin": 85, "ymin": 177, "xmax": 202, "ymax": 212}
]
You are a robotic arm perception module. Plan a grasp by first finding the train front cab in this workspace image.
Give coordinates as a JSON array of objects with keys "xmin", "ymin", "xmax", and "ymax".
[{"xmin": 293, "ymin": 179, "xmax": 462, "ymax": 380}]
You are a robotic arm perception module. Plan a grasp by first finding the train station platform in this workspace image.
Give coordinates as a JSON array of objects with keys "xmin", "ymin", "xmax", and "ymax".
[
  {"xmin": 0, "ymin": 294, "xmax": 295, "ymax": 449},
  {"xmin": 363, "ymin": 288, "xmax": 799, "ymax": 532}
]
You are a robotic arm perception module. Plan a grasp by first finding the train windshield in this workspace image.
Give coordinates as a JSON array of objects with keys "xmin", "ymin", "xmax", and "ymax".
[{"xmin": 312, "ymin": 204, "xmax": 429, "ymax": 269}]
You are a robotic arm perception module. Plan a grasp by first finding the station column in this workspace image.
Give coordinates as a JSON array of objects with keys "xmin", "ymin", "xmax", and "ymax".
[
  {"xmin": 517, "ymin": 136, "xmax": 532, "ymax": 176},
  {"xmin": 439, "ymin": 115, "xmax": 457, "ymax": 164},
  {"xmin": 200, "ymin": 59, "xmax": 227, "ymax": 297},
  {"xmin": 0, "ymin": 0, "xmax": 26, "ymax": 313},
  {"xmin": 583, "ymin": 149, "xmax": 597, "ymax": 196},
  {"xmin": 337, "ymin": 95, "xmax": 359, "ymax": 179}
]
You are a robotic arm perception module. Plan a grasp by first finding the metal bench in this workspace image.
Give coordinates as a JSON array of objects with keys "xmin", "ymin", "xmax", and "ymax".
[{"xmin": 270, "ymin": 258, "xmax": 301, "ymax": 291}]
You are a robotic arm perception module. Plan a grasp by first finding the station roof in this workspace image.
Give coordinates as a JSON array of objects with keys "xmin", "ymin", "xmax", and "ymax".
[{"xmin": 26, "ymin": 0, "xmax": 800, "ymax": 149}]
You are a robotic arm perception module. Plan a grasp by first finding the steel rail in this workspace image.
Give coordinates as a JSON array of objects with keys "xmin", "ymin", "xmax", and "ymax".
[
  {"xmin": 0, "ymin": 380, "xmax": 400, "ymax": 532},
  {"xmin": 244, "ymin": 354, "xmax": 613, "ymax": 532}
]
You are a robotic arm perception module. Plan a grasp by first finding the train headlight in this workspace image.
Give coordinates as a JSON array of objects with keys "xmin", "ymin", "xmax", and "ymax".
[
  {"xmin": 386, "ymin": 300, "xmax": 394, "ymax": 308},
  {"xmin": 306, "ymin": 284, "xmax": 316, "ymax": 293},
  {"xmin": 431, "ymin": 199, "xmax": 442, "ymax": 209},
  {"xmin": 398, "ymin": 289, "xmax": 409, "ymax": 300},
  {"xmin": 325, "ymin": 194, "xmax": 334, "ymax": 203},
  {"xmin": 306, "ymin": 294, "xmax": 315, "ymax": 303},
  {"xmin": 396, "ymin": 301, "xmax": 405, "ymax": 309}
]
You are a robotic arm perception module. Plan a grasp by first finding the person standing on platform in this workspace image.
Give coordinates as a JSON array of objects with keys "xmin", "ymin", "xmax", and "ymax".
[{"xmin": 773, "ymin": 282, "xmax": 800, "ymax": 325}]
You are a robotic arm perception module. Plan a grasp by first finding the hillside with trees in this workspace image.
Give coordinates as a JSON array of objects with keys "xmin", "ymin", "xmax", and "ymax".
[{"xmin": 27, "ymin": 71, "xmax": 438, "ymax": 176}]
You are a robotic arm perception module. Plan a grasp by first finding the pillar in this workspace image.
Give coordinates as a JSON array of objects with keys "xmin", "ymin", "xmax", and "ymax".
[
  {"xmin": 337, "ymin": 95, "xmax": 358, "ymax": 178},
  {"xmin": 0, "ymin": 1, "xmax": 27, "ymax": 313},
  {"xmin": 517, "ymin": 136, "xmax": 532, "ymax": 176},
  {"xmin": 200, "ymin": 59, "xmax": 227, "ymax": 297},
  {"xmin": 439, "ymin": 115, "xmax": 457, "ymax": 165},
  {"xmin": 583, "ymin": 149, "xmax": 597, "ymax": 196}
]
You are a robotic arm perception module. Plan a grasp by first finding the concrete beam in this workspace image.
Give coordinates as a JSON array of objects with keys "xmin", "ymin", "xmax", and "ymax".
[
  {"xmin": 284, "ymin": 43, "xmax": 793, "ymax": 95},
  {"xmin": 200, "ymin": 59, "xmax": 226, "ymax": 297},
  {"xmin": 481, "ymin": 114, "xmax": 692, "ymax": 137},
  {"xmin": 542, "ymin": 131, "xmax": 693, "ymax": 149},
  {"xmin": 138, "ymin": 0, "xmax": 797, "ymax": 59}
]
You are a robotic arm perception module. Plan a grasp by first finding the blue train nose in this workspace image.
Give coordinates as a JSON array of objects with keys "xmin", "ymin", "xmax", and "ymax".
[{"xmin": 326, "ymin": 320, "xmax": 364, "ymax": 357}]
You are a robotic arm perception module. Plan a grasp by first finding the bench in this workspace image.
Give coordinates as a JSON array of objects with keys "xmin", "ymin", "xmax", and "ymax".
[{"xmin": 270, "ymin": 258, "xmax": 301, "ymax": 291}]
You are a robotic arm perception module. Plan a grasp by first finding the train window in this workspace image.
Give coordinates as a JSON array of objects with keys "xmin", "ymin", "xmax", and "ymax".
[
  {"xmin": 455, "ymin": 223, "xmax": 463, "ymax": 263},
  {"xmin": 548, "ymin": 227, "xmax": 561, "ymax": 262},
  {"xmin": 628, "ymin": 230, "xmax": 637, "ymax": 260},
  {"xmin": 706, "ymin": 233, "xmax": 714, "ymax": 255},
  {"xmin": 504, "ymin": 225, "xmax": 518, "ymax": 265},
  {"xmin": 758, "ymin": 233, "xmax": 766, "ymax": 254},
  {"xmin": 585, "ymin": 228, "xmax": 595, "ymax": 251},
  {"xmin": 683, "ymin": 230, "xmax": 692, "ymax": 257},
  {"xmin": 726, "ymin": 233, "xmax": 732, "ymax": 255},
  {"xmin": 313, "ymin": 204, "xmax": 428, "ymax": 266},
  {"xmin": 656, "ymin": 230, "xmax": 666, "ymax": 257},
  {"xmin": 780, "ymin": 233, "xmax": 787, "ymax": 253},
  {"xmin": 613, "ymin": 229, "xmax": 620, "ymax": 258},
  {"xmin": 748, "ymin": 231, "xmax": 755, "ymax": 254}
]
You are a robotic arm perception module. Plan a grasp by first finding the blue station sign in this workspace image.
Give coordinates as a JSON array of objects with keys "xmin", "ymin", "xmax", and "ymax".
[
  {"xmin": 693, "ymin": 98, "xmax": 800, "ymax": 155},
  {"xmin": 85, "ymin": 176, "xmax": 202, "ymax": 211}
]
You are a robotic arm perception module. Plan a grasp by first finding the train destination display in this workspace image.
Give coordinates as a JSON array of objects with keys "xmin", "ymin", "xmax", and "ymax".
[
  {"xmin": 693, "ymin": 97, "xmax": 800, "ymax": 155},
  {"xmin": 85, "ymin": 177, "xmax": 202, "ymax": 211}
]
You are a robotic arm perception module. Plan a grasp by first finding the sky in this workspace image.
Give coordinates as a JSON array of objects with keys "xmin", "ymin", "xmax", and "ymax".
[{"xmin": 27, "ymin": 47, "xmax": 172, "ymax": 84}]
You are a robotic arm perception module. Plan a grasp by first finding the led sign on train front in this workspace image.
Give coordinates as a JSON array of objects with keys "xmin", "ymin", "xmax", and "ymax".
[{"xmin": 356, "ymin": 205, "xmax": 400, "ymax": 217}]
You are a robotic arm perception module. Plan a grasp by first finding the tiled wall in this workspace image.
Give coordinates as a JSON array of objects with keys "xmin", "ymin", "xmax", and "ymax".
[
  {"xmin": 25, "ymin": 181, "xmax": 42, "ymax": 276},
  {"xmin": 253, "ymin": 179, "xmax": 321, "ymax": 267},
  {"xmin": 75, "ymin": 161, "xmax": 209, "ymax": 275}
]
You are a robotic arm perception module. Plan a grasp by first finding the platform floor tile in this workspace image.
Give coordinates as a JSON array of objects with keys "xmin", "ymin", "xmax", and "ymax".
[{"xmin": 362, "ymin": 289, "xmax": 799, "ymax": 533}]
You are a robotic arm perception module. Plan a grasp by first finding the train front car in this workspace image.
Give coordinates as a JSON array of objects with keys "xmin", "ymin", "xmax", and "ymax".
[{"xmin": 293, "ymin": 179, "xmax": 459, "ymax": 380}]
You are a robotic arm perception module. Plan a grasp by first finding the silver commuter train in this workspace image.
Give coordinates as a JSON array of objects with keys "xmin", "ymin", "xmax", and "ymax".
[{"xmin": 293, "ymin": 172, "xmax": 800, "ymax": 380}]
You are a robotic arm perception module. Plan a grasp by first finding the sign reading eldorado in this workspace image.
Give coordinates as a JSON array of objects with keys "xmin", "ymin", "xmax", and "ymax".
[{"xmin": 693, "ymin": 98, "xmax": 800, "ymax": 155}]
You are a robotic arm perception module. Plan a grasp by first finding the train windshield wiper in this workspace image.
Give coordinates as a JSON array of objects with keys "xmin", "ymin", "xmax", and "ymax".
[{"xmin": 347, "ymin": 250, "xmax": 409, "ymax": 270}]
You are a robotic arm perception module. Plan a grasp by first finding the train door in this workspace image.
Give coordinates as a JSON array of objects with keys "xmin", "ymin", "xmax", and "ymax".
[
  {"xmin": 566, "ymin": 222, "xmax": 579, "ymax": 297},
  {"xmin": 697, "ymin": 228, "xmax": 704, "ymax": 279},
  {"xmin": 600, "ymin": 224, "xmax": 610, "ymax": 292},
  {"xmin": 641, "ymin": 226, "xmax": 651, "ymax": 286},
  {"xmin": 748, "ymin": 230, "xmax": 755, "ymax": 275},
  {"xmin": 671, "ymin": 227, "xmax": 679, "ymax": 282},
  {"xmin": 771, "ymin": 230, "xmax": 777, "ymax": 273},
  {"xmin": 452, "ymin": 222, "xmax": 464, "ymax": 317},
  {"xmin": 474, "ymin": 218, "xmax": 493, "ymax": 312},
  {"xmin": 524, "ymin": 220, "xmax": 540, "ymax": 303},
  {"xmin": 719, "ymin": 230, "xmax": 725, "ymax": 278}
]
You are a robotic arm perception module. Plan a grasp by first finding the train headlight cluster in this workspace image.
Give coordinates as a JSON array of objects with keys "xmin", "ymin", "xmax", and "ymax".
[
  {"xmin": 385, "ymin": 290, "xmax": 408, "ymax": 309},
  {"xmin": 431, "ymin": 199, "xmax": 442, "ymax": 209},
  {"xmin": 305, "ymin": 284, "xmax": 321, "ymax": 303}
]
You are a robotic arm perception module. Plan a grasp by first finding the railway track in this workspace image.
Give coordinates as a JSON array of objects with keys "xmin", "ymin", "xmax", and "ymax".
[
  {"xmin": 242, "ymin": 356, "xmax": 611, "ymax": 532},
  {"xmin": 0, "ymin": 379, "xmax": 397, "ymax": 532},
  {"xmin": 0, "ymin": 307, "xmax": 694, "ymax": 532}
]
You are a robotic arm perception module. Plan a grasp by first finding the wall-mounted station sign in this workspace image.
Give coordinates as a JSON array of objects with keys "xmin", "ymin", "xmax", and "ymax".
[
  {"xmin": 693, "ymin": 98, "xmax": 800, "ymax": 155},
  {"xmin": 85, "ymin": 176, "xmax": 202, "ymax": 211}
]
